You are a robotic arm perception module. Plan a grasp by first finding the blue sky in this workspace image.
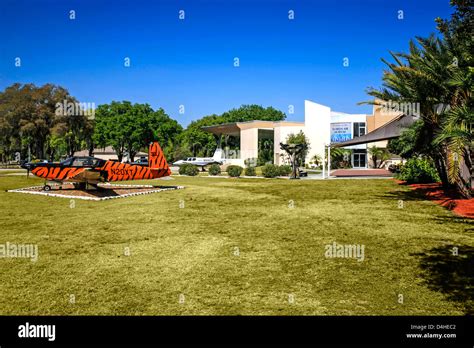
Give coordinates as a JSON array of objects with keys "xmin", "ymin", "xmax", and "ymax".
[{"xmin": 0, "ymin": 0, "xmax": 453, "ymax": 126}]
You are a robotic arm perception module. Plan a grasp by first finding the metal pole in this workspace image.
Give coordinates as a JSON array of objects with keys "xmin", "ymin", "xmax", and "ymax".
[
  {"xmin": 322, "ymin": 145, "xmax": 326, "ymax": 179},
  {"xmin": 328, "ymin": 145, "xmax": 331, "ymax": 178}
]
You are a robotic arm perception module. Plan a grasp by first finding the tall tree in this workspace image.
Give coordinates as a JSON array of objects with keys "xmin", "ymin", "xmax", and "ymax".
[
  {"xmin": 93, "ymin": 101, "xmax": 182, "ymax": 162},
  {"xmin": 364, "ymin": 0, "xmax": 473, "ymax": 197},
  {"xmin": 0, "ymin": 83, "xmax": 87, "ymax": 161}
]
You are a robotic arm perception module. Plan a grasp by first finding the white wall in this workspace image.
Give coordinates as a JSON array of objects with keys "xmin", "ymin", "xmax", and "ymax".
[
  {"xmin": 240, "ymin": 128, "xmax": 259, "ymax": 165},
  {"xmin": 274, "ymin": 125, "xmax": 305, "ymax": 165},
  {"xmin": 304, "ymin": 100, "xmax": 331, "ymax": 163}
]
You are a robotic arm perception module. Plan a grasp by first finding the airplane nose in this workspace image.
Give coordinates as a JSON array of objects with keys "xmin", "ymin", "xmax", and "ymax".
[{"xmin": 22, "ymin": 162, "xmax": 39, "ymax": 170}]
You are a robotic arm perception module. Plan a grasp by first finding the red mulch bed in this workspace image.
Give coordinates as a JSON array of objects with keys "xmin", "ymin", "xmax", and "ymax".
[{"xmin": 395, "ymin": 180, "xmax": 474, "ymax": 219}]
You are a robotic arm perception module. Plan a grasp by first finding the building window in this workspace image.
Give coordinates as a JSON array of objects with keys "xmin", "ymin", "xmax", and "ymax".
[{"xmin": 353, "ymin": 122, "xmax": 366, "ymax": 137}]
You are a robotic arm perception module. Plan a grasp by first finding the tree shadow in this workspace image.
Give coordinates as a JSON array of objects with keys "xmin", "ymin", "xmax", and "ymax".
[
  {"xmin": 377, "ymin": 187, "xmax": 428, "ymax": 202},
  {"xmin": 378, "ymin": 188, "xmax": 474, "ymax": 224},
  {"xmin": 412, "ymin": 245, "xmax": 474, "ymax": 314}
]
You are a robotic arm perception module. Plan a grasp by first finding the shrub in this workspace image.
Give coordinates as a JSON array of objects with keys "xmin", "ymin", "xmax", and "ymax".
[
  {"xmin": 179, "ymin": 163, "xmax": 191, "ymax": 175},
  {"xmin": 186, "ymin": 165, "xmax": 199, "ymax": 176},
  {"xmin": 261, "ymin": 164, "xmax": 280, "ymax": 178},
  {"xmin": 227, "ymin": 165, "xmax": 243, "ymax": 177},
  {"xmin": 244, "ymin": 166, "xmax": 256, "ymax": 176},
  {"xmin": 179, "ymin": 163, "xmax": 199, "ymax": 176},
  {"xmin": 396, "ymin": 158, "xmax": 440, "ymax": 183},
  {"xmin": 278, "ymin": 165, "xmax": 292, "ymax": 176},
  {"xmin": 208, "ymin": 164, "xmax": 221, "ymax": 176}
]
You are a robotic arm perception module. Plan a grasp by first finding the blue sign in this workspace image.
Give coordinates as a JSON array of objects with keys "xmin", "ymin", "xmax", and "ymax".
[{"xmin": 330, "ymin": 122, "xmax": 352, "ymax": 143}]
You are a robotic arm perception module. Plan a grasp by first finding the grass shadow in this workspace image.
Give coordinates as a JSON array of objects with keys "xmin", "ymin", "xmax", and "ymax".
[
  {"xmin": 412, "ymin": 245, "xmax": 474, "ymax": 314},
  {"xmin": 377, "ymin": 187, "xmax": 429, "ymax": 202},
  {"xmin": 379, "ymin": 187, "xmax": 474, "ymax": 224}
]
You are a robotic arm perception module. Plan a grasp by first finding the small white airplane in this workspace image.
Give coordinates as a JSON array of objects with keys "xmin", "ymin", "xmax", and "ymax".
[{"xmin": 173, "ymin": 148, "xmax": 224, "ymax": 170}]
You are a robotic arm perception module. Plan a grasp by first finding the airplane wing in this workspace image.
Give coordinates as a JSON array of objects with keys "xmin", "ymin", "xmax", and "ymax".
[{"xmin": 63, "ymin": 168, "xmax": 101, "ymax": 184}]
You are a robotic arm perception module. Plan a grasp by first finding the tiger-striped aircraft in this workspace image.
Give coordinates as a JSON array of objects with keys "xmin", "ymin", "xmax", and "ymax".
[{"xmin": 21, "ymin": 142, "xmax": 171, "ymax": 191}]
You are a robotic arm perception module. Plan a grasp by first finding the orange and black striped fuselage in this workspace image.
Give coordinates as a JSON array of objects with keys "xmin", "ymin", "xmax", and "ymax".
[{"xmin": 27, "ymin": 142, "xmax": 171, "ymax": 187}]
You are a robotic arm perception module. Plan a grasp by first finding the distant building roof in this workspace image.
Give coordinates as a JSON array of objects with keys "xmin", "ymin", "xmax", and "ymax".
[
  {"xmin": 202, "ymin": 120, "xmax": 304, "ymax": 136},
  {"xmin": 332, "ymin": 114, "xmax": 416, "ymax": 147},
  {"xmin": 74, "ymin": 146, "xmax": 147, "ymax": 157}
]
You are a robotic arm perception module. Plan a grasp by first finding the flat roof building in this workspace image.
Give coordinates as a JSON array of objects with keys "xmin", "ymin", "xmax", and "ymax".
[{"xmin": 203, "ymin": 100, "xmax": 402, "ymax": 168}]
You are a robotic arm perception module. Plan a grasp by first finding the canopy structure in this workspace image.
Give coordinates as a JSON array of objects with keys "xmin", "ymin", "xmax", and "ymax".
[
  {"xmin": 332, "ymin": 114, "xmax": 416, "ymax": 147},
  {"xmin": 201, "ymin": 122, "xmax": 242, "ymax": 137},
  {"xmin": 201, "ymin": 120, "xmax": 305, "ymax": 166}
]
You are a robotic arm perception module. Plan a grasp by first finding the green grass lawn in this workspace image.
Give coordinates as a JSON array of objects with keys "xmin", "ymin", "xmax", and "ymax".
[{"xmin": 0, "ymin": 174, "xmax": 472, "ymax": 315}]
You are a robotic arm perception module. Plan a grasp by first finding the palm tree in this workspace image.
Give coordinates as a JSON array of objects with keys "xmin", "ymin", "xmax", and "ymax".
[
  {"xmin": 369, "ymin": 145, "xmax": 387, "ymax": 168},
  {"xmin": 310, "ymin": 154, "xmax": 322, "ymax": 167},
  {"xmin": 434, "ymin": 68, "xmax": 473, "ymax": 197},
  {"xmin": 364, "ymin": 34, "xmax": 472, "ymax": 197}
]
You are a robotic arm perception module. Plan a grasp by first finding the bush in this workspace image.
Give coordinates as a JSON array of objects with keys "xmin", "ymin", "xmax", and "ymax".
[
  {"xmin": 278, "ymin": 165, "xmax": 292, "ymax": 176},
  {"xmin": 208, "ymin": 164, "xmax": 221, "ymax": 176},
  {"xmin": 396, "ymin": 158, "xmax": 440, "ymax": 183},
  {"xmin": 244, "ymin": 166, "xmax": 256, "ymax": 176},
  {"xmin": 261, "ymin": 164, "xmax": 280, "ymax": 178},
  {"xmin": 179, "ymin": 163, "xmax": 191, "ymax": 175},
  {"xmin": 179, "ymin": 163, "xmax": 199, "ymax": 176},
  {"xmin": 227, "ymin": 165, "xmax": 243, "ymax": 177}
]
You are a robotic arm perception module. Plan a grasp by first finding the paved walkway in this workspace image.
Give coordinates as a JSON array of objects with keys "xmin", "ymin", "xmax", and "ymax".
[{"xmin": 331, "ymin": 169, "xmax": 393, "ymax": 177}]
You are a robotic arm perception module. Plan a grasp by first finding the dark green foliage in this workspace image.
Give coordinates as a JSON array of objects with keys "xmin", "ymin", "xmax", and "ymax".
[
  {"xmin": 278, "ymin": 165, "xmax": 292, "ymax": 176},
  {"xmin": 208, "ymin": 164, "xmax": 221, "ymax": 176},
  {"xmin": 244, "ymin": 166, "xmax": 256, "ymax": 176},
  {"xmin": 285, "ymin": 131, "xmax": 310, "ymax": 166},
  {"xmin": 179, "ymin": 163, "xmax": 198, "ymax": 176},
  {"xmin": 261, "ymin": 164, "xmax": 280, "ymax": 178},
  {"xmin": 258, "ymin": 137, "xmax": 274, "ymax": 165},
  {"xmin": 397, "ymin": 158, "xmax": 441, "ymax": 183},
  {"xmin": 0, "ymin": 83, "xmax": 92, "ymax": 161},
  {"xmin": 328, "ymin": 148, "xmax": 352, "ymax": 169},
  {"xmin": 227, "ymin": 165, "xmax": 243, "ymax": 177},
  {"xmin": 94, "ymin": 101, "xmax": 182, "ymax": 162},
  {"xmin": 387, "ymin": 121, "xmax": 431, "ymax": 159},
  {"xmin": 363, "ymin": 1, "xmax": 473, "ymax": 197}
]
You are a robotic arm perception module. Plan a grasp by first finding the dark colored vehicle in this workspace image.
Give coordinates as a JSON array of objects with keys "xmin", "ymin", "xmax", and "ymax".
[{"xmin": 298, "ymin": 168, "xmax": 308, "ymax": 177}]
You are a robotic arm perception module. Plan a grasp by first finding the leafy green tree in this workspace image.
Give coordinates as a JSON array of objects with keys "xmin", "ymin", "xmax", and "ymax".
[
  {"xmin": 93, "ymin": 102, "xmax": 129, "ymax": 161},
  {"xmin": 326, "ymin": 147, "xmax": 352, "ymax": 169},
  {"xmin": 368, "ymin": 146, "xmax": 390, "ymax": 168},
  {"xmin": 285, "ymin": 131, "xmax": 310, "ymax": 166},
  {"xmin": 93, "ymin": 101, "xmax": 182, "ymax": 162},
  {"xmin": 310, "ymin": 154, "xmax": 322, "ymax": 167},
  {"xmin": 0, "ymin": 83, "xmax": 87, "ymax": 161}
]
